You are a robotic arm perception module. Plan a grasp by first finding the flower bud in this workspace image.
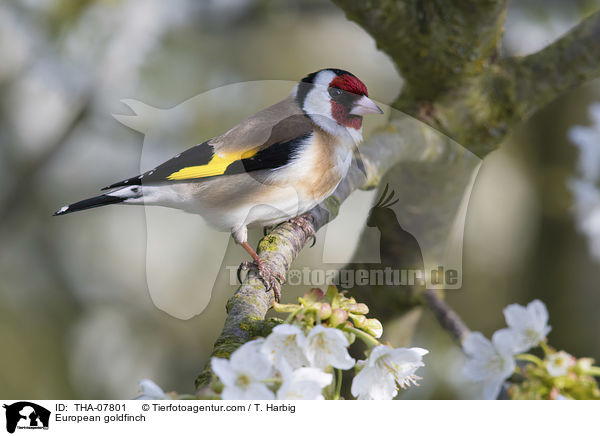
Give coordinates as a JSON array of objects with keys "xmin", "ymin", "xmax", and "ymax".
[
  {"xmin": 301, "ymin": 288, "xmax": 324, "ymax": 304},
  {"xmin": 354, "ymin": 303, "xmax": 369, "ymax": 315},
  {"xmin": 329, "ymin": 308, "xmax": 348, "ymax": 327},
  {"xmin": 340, "ymin": 297, "xmax": 357, "ymax": 308},
  {"xmin": 273, "ymin": 302, "xmax": 300, "ymax": 313},
  {"xmin": 343, "ymin": 330, "xmax": 356, "ymax": 345},
  {"xmin": 345, "ymin": 303, "xmax": 359, "ymax": 313},
  {"xmin": 325, "ymin": 285, "xmax": 339, "ymax": 302},
  {"xmin": 576, "ymin": 357, "xmax": 593, "ymax": 373},
  {"xmin": 364, "ymin": 318, "xmax": 383, "ymax": 338},
  {"xmin": 344, "ymin": 302, "xmax": 370, "ymax": 314},
  {"xmin": 318, "ymin": 302, "xmax": 332, "ymax": 320},
  {"xmin": 349, "ymin": 313, "xmax": 367, "ymax": 328}
]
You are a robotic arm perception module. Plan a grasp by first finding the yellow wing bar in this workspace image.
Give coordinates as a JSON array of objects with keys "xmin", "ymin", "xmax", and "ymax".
[{"xmin": 166, "ymin": 149, "xmax": 257, "ymax": 180}]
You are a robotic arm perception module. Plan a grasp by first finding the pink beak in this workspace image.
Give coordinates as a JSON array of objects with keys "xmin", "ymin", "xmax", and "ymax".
[{"xmin": 350, "ymin": 95, "xmax": 384, "ymax": 115}]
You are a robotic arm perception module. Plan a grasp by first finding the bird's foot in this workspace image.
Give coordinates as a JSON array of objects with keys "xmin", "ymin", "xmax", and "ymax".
[
  {"xmin": 236, "ymin": 258, "xmax": 284, "ymax": 302},
  {"xmin": 289, "ymin": 213, "xmax": 316, "ymax": 246},
  {"xmin": 257, "ymin": 259, "xmax": 284, "ymax": 302}
]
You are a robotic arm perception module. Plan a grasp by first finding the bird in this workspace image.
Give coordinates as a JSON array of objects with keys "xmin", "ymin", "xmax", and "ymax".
[{"xmin": 54, "ymin": 68, "xmax": 383, "ymax": 299}]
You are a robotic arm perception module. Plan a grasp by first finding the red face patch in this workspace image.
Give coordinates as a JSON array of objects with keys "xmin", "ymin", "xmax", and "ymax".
[
  {"xmin": 329, "ymin": 74, "xmax": 367, "ymax": 129},
  {"xmin": 330, "ymin": 102, "xmax": 362, "ymax": 129},
  {"xmin": 329, "ymin": 74, "xmax": 368, "ymax": 96}
]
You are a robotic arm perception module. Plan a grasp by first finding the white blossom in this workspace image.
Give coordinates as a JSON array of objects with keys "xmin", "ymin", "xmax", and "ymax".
[
  {"xmin": 351, "ymin": 345, "xmax": 428, "ymax": 400},
  {"xmin": 304, "ymin": 326, "xmax": 355, "ymax": 370},
  {"xmin": 502, "ymin": 300, "xmax": 551, "ymax": 352},
  {"xmin": 462, "ymin": 330, "xmax": 516, "ymax": 400},
  {"xmin": 135, "ymin": 379, "xmax": 167, "ymax": 400},
  {"xmin": 211, "ymin": 339, "xmax": 275, "ymax": 400},
  {"xmin": 261, "ymin": 324, "xmax": 309, "ymax": 370},
  {"xmin": 568, "ymin": 103, "xmax": 600, "ymax": 261},
  {"xmin": 568, "ymin": 103, "xmax": 600, "ymax": 181},
  {"xmin": 276, "ymin": 367, "xmax": 332, "ymax": 400},
  {"xmin": 568, "ymin": 179, "xmax": 600, "ymax": 260},
  {"xmin": 546, "ymin": 351, "xmax": 575, "ymax": 377}
]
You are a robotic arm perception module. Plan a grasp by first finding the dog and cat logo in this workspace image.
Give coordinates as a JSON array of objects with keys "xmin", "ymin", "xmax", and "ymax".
[{"xmin": 2, "ymin": 402, "xmax": 50, "ymax": 433}]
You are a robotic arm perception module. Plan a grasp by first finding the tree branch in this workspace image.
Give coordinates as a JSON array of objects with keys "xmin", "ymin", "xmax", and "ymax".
[
  {"xmin": 509, "ymin": 9, "xmax": 600, "ymax": 119},
  {"xmin": 423, "ymin": 289, "xmax": 470, "ymax": 343}
]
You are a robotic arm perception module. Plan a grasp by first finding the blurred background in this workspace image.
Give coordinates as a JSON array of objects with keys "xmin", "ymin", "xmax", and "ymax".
[{"xmin": 1, "ymin": 0, "xmax": 599, "ymax": 399}]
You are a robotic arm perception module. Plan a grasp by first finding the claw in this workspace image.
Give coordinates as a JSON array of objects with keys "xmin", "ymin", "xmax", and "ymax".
[
  {"xmin": 236, "ymin": 258, "xmax": 284, "ymax": 302},
  {"xmin": 237, "ymin": 261, "xmax": 254, "ymax": 283},
  {"xmin": 256, "ymin": 259, "xmax": 284, "ymax": 302},
  {"xmin": 289, "ymin": 213, "xmax": 315, "ymax": 245},
  {"xmin": 307, "ymin": 234, "xmax": 317, "ymax": 248}
]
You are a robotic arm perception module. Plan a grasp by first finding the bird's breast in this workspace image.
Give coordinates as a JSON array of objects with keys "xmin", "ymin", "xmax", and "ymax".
[{"xmin": 291, "ymin": 128, "xmax": 353, "ymax": 202}]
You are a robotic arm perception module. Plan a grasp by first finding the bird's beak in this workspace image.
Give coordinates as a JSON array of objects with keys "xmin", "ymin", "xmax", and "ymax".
[{"xmin": 350, "ymin": 95, "xmax": 384, "ymax": 115}]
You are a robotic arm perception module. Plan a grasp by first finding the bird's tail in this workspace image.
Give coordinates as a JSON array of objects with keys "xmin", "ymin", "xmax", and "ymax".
[{"xmin": 53, "ymin": 186, "xmax": 142, "ymax": 216}]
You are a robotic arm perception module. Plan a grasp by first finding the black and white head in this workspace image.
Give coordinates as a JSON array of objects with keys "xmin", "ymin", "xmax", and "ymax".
[{"xmin": 294, "ymin": 68, "xmax": 383, "ymax": 144}]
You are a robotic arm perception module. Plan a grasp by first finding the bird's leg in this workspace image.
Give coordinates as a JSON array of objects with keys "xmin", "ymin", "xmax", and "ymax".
[
  {"xmin": 241, "ymin": 241, "xmax": 261, "ymax": 264},
  {"xmin": 237, "ymin": 241, "xmax": 283, "ymax": 302},
  {"xmin": 234, "ymin": 214, "xmax": 315, "ymax": 300}
]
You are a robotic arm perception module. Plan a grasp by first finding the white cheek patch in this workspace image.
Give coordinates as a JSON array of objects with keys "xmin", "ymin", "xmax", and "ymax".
[
  {"xmin": 304, "ymin": 87, "xmax": 332, "ymax": 120},
  {"xmin": 303, "ymin": 70, "xmax": 336, "ymax": 121}
]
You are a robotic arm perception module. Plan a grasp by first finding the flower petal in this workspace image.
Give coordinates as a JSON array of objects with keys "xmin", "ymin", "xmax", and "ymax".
[
  {"xmin": 462, "ymin": 332, "xmax": 495, "ymax": 360},
  {"xmin": 277, "ymin": 368, "xmax": 332, "ymax": 400},
  {"xmin": 366, "ymin": 345, "xmax": 393, "ymax": 366},
  {"xmin": 135, "ymin": 379, "xmax": 167, "ymax": 400},
  {"xmin": 491, "ymin": 328, "xmax": 519, "ymax": 356},
  {"xmin": 231, "ymin": 339, "xmax": 273, "ymax": 380},
  {"xmin": 503, "ymin": 304, "xmax": 530, "ymax": 330},
  {"xmin": 244, "ymin": 383, "xmax": 276, "ymax": 400},
  {"xmin": 481, "ymin": 376, "xmax": 505, "ymax": 400},
  {"xmin": 352, "ymin": 367, "xmax": 396, "ymax": 400},
  {"xmin": 222, "ymin": 383, "xmax": 275, "ymax": 400},
  {"xmin": 527, "ymin": 300, "xmax": 549, "ymax": 330},
  {"xmin": 211, "ymin": 357, "xmax": 237, "ymax": 387},
  {"xmin": 305, "ymin": 326, "xmax": 355, "ymax": 370},
  {"xmin": 262, "ymin": 325, "xmax": 308, "ymax": 370}
]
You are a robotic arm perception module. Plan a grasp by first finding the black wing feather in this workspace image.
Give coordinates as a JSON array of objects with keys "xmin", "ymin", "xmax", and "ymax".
[
  {"xmin": 103, "ymin": 114, "xmax": 313, "ymax": 189},
  {"xmin": 102, "ymin": 142, "xmax": 214, "ymax": 190}
]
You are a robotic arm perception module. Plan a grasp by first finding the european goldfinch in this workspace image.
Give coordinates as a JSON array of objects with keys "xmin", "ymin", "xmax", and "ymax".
[{"xmin": 54, "ymin": 68, "xmax": 383, "ymax": 296}]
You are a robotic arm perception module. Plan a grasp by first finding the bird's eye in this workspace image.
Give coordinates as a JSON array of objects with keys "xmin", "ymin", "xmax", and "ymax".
[{"xmin": 328, "ymin": 87, "xmax": 343, "ymax": 98}]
